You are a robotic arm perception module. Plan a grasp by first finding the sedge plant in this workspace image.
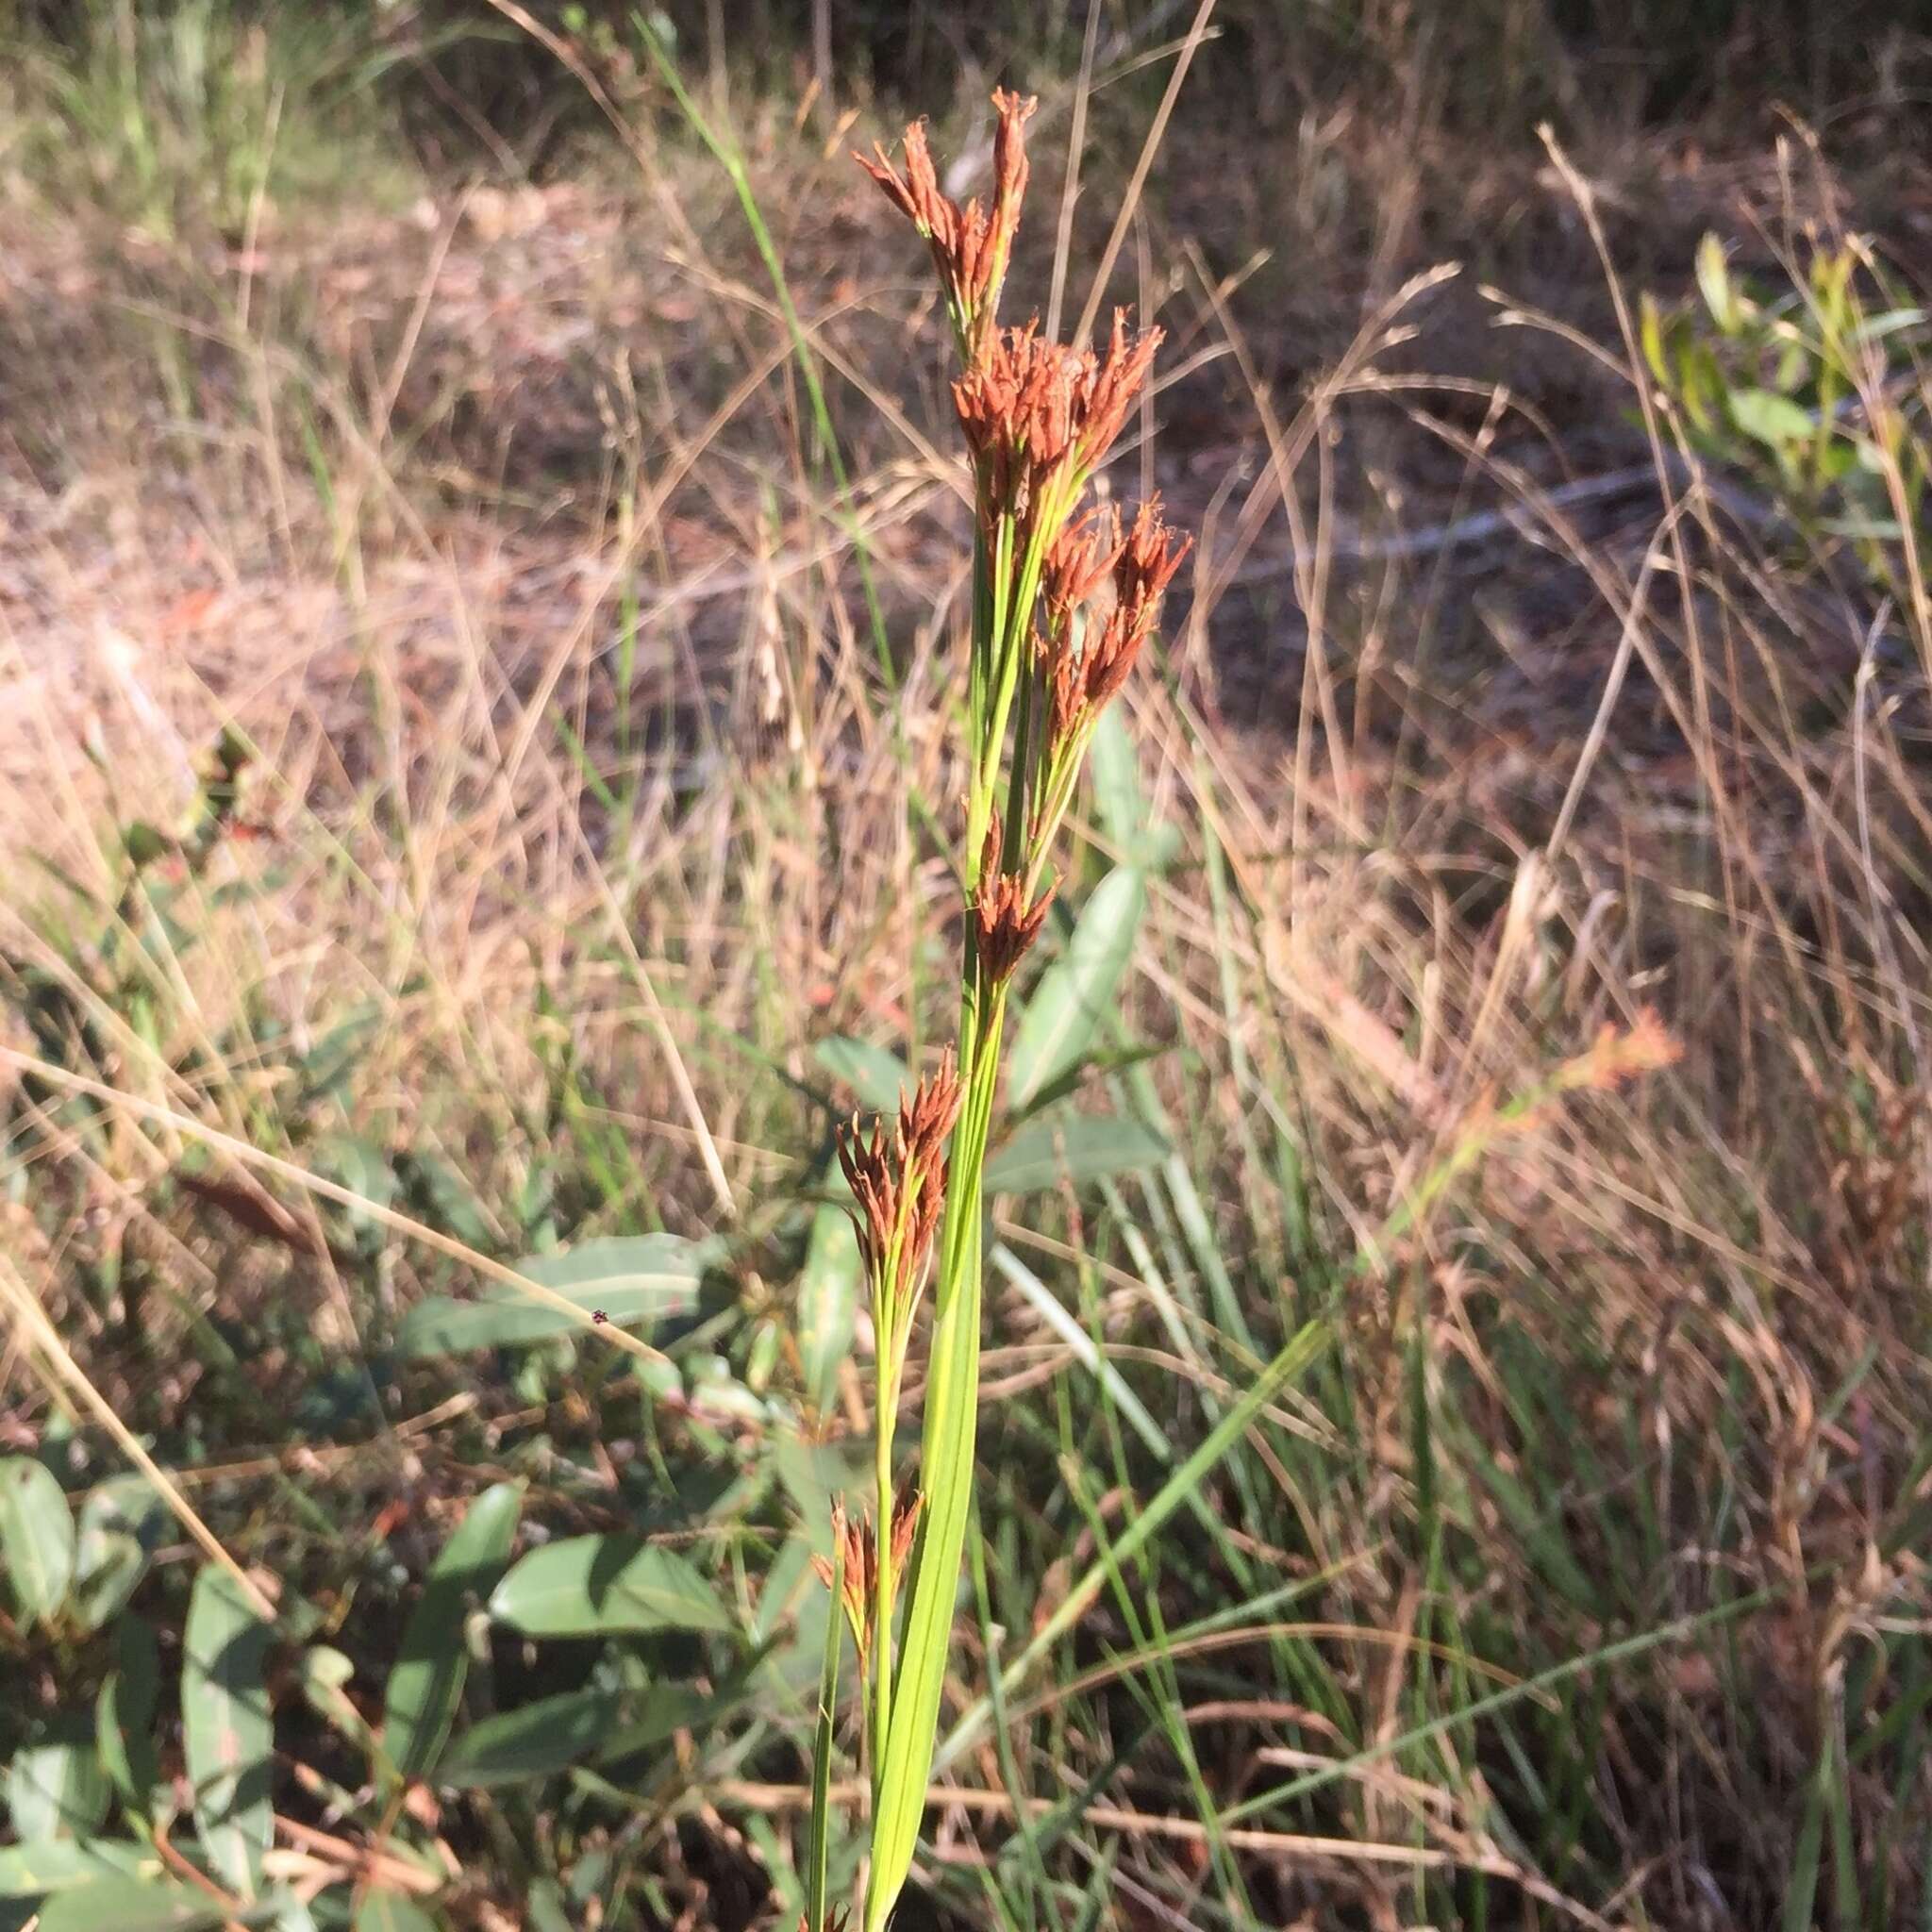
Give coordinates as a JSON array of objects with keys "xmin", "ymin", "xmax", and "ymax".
[{"xmin": 806, "ymin": 94, "xmax": 1191, "ymax": 1932}]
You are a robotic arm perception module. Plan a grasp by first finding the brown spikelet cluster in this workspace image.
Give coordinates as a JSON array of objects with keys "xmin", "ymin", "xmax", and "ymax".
[
  {"xmin": 835, "ymin": 1051, "xmax": 962, "ymax": 1311},
  {"xmin": 951, "ymin": 312, "xmax": 1161, "ymax": 529},
  {"xmin": 857, "ymin": 90, "xmax": 1034, "ymax": 358},
  {"xmin": 974, "ymin": 867, "xmax": 1057, "ymax": 983},
  {"xmin": 812, "ymin": 1501, "xmax": 875, "ymax": 1652},
  {"xmin": 1043, "ymin": 504, "xmax": 1124, "ymax": 625},
  {"xmin": 1036, "ymin": 497, "xmax": 1191, "ymax": 748},
  {"xmin": 1557, "ymin": 1008, "xmax": 1684, "ymax": 1092},
  {"xmin": 810, "ymin": 1493, "xmax": 924, "ymax": 1656}
]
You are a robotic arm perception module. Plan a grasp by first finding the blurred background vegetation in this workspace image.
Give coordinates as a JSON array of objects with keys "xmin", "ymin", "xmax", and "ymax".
[{"xmin": 1, "ymin": 5, "xmax": 1930, "ymax": 1931}]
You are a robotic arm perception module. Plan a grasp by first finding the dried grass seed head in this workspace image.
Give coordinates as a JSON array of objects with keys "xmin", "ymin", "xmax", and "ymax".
[
  {"xmin": 974, "ymin": 868, "xmax": 1058, "ymax": 984},
  {"xmin": 857, "ymin": 92, "xmax": 1037, "ymax": 351},
  {"xmin": 1079, "ymin": 496, "xmax": 1191, "ymax": 712},
  {"xmin": 1042, "ymin": 503, "xmax": 1124, "ymax": 627},
  {"xmin": 833, "ymin": 1051, "xmax": 961, "ymax": 1307}
]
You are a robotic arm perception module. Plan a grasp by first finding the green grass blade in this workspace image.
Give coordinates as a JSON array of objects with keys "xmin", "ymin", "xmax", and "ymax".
[
  {"xmin": 936, "ymin": 1319, "xmax": 1329, "ymax": 1774},
  {"xmin": 804, "ymin": 1538, "xmax": 843, "ymax": 1932}
]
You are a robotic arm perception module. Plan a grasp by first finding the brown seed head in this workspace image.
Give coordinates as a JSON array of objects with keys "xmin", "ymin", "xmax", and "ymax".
[
  {"xmin": 1074, "ymin": 497, "xmax": 1191, "ymax": 714},
  {"xmin": 1042, "ymin": 503, "xmax": 1124, "ymax": 628},
  {"xmin": 833, "ymin": 1053, "xmax": 961, "ymax": 1317},
  {"xmin": 856, "ymin": 92, "xmax": 1036, "ymax": 354},
  {"xmin": 1076, "ymin": 309, "xmax": 1162, "ymax": 472},
  {"xmin": 890, "ymin": 1489, "xmax": 924, "ymax": 1574},
  {"xmin": 953, "ymin": 313, "xmax": 1160, "ymax": 533},
  {"xmin": 974, "ymin": 868, "xmax": 1058, "ymax": 984},
  {"xmin": 810, "ymin": 1501, "xmax": 877, "ymax": 1654}
]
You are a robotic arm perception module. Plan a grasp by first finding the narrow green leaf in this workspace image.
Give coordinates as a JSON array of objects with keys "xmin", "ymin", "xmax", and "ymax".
[
  {"xmin": 804, "ymin": 1538, "xmax": 843, "ymax": 1932},
  {"xmin": 439, "ymin": 1688, "xmax": 622, "ymax": 1788},
  {"xmin": 1008, "ymin": 867, "xmax": 1146, "ymax": 1112},
  {"xmin": 398, "ymin": 1236, "xmax": 704, "ymax": 1356},
  {"xmin": 37, "ymin": 1877, "xmax": 236, "ymax": 1932},
  {"xmin": 489, "ymin": 1535, "xmax": 734, "ymax": 1638},
  {"xmin": 1696, "ymin": 230, "xmax": 1738, "ymax": 332},
  {"xmin": 864, "ymin": 1202, "xmax": 984, "ymax": 1932},
  {"xmin": 1783, "ymin": 1745, "xmax": 1826, "ymax": 1932},
  {"xmin": 73, "ymin": 1477, "xmax": 167, "ymax": 1631},
  {"xmin": 0, "ymin": 1456, "xmax": 75, "ymax": 1624},
  {"xmin": 6, "ymin": 1723, "xmax": 109, "ymax": 1840},
  {"xmin": 796, "ymin": 1201, "xmax": 861, "ymax": 1412},
  {"xmin": 384, "ymin": 1482, "xmax": 522, "ymax": 1782},
  {"xmin": 813, "ymin": 1036, "xmax": 908, "ymax": 1111},
  {"xmin": 301, "ymin": 1646, "xmax": 374, "ymax": 1754},
  {"xmin": 183, "ymin": 1565, "xmax": 275, "ymax": 1899},
  {"xmin": 983, "ymin": 1114, "xmax": 1170, "ymax": 1194},
  {"xmin": 937, "ymin": 1321, "xmax": 1331, "ymax": 1773}
]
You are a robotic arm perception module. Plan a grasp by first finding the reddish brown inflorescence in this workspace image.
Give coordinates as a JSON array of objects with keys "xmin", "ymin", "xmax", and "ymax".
[
  {"xmin": 974, "ymin": 866, "xmax": 1058, "ymax": 984},
  {"xmin": 834, "ymin": 1051, "xmax": 963, "ymax": 1312},
  {"xmin": 857, "ymin": 91, "xmax": 1035, "ymax": 360},
  {"xmin": 951, "ymin": 312, "xmax": 1162, "ymax": 537}
]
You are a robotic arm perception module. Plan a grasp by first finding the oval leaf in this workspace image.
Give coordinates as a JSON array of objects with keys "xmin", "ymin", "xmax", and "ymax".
[
  {"xmin": 38, "ymin": 1877, "xmax": 234, "ymax": 1932},
  {"xmin": 97, "ymin": 1616, "xmax": 161, "ymax": 1807},
  {"xmin": 984, "ymin": 1114, "xmax": 1170, "ymax": 1195},
  {"xmin": 1008, "ymin": 867, "xmax": 1145, "ymax": 1112},
  {"xmin": 355, "ymin": 1892, "xmax": 443, "ymax": 1932},
  {"xmin": 74, "ymin": 1477, "xmax": 167, "ymax": 1631},
  {"xmin": 1728, "ymin": 386, "xmax": 1814, "ymax": 448},
  {"xmin": 0, "ymin": 1839, "xmax": 151, "ymax": 1900},
  {"xmin": 399, "ymin": 1236, "xmax": 704, "ymax": 1357},
  {"xmin": 439, "ymin": 1688, "xmax": 622, "ymax": 1788},
  {"xmin": 795, "ymin": 1202, "xmax": 860, "ymax": 1412},
  {"xmin": 0, "ymin": 1457, "xmax": 75, "ymax": 1625},
  {"xmin": 183, "ymin": 1567, "xmax": 275, "ymax": 1899},
  {"xmin": 490, "ymin": 1535, "xmax": 733, "ymax": 1638},
  {"xmin": 6, "ymin": 1723, "xmax": 109, "ymax": 1840},
  {"xmin": 813, "ymin": 1036, "xmax": 908, "ymax": 1112},
  {"xmin": 383, "ymin": 1482, "xmax": 523, "ymax": 1782}
]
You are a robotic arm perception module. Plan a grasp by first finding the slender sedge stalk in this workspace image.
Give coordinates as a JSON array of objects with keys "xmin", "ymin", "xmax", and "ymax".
[{"xmin": 809, "ymin": 93, "xmax": 1192, "ymax": 1932}]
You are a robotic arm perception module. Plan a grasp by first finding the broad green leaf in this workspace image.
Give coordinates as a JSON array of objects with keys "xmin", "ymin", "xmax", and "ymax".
[
  {"xmin": 795, "ymin": 1201, "xmax": 860, "ymax": 1411},
  {"xmin": 812, "ymin": 1036, "xmax": 908, "ymax": 1111},
  {"xmin": 183, "ymin": 1566, "xmax": 275, "ymax": 1898},
  {"xmin": 97, "ymin": 1616, "xmax": 161, "ymax": 1807},
  {"xmin": 0, "ymin": 1456, "xmax": 75, "ymax": 1624},
  {"xmin": 384, "ymin": 1482, "xmax": 522, "ymax": 1781},
  {"xmin": 1008, "ymin": 866, "xmax": 1145, "ymax": 1111},
  {"xmin": 0, "ymin": 1838, "xmax": 150, "ymax": 1899},
  {"xmin": 490, "ymin": 1535, "xmax": 734, "ymax": 1638},
  {"xmin": 594, "ymin": 1666, "xmax": 762, "ymax": 1767},
  {"xmin": 355, "ymin": 1891, "xmax": 442, "ymax": 1932},
  {"xmin": 1088, "ymin": 707, "xmax": 1144, "ymax": 851},
  {"xmin": 38, "ymin": 1877, "xmax": 238, "ymax": 1932},
  {"xmin": 6, "ymin": 1723, "xmax": 109, "ymax": 1840},
  {"xmin": 983, "ymin": 1114, "xmax": 1170, "ymax": 1194},
  {"xmin": 526, "ymin": 1881, "xmax": 573, "ymax": 1932},
  {"xmin": 73, "ymin": 1477, "xmax": 167, "ymax": 1631},
  {"xmin": 1727, "ymin": 386, "xmax": 1814, "ymax": 448},
  {"xmin": 397, "ymin": 1236, "xmax": 704, "ymax": 1356},
  {"xmin": 438, "ymin": 1688, "xmax": 622, "ymax": 1788}
]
